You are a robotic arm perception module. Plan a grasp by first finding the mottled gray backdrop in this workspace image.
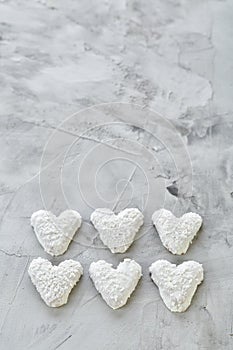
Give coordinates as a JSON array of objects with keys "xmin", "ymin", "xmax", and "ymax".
[{"xmin": 0, "ymin": 0, "xmax": 233, "ymax": 349}]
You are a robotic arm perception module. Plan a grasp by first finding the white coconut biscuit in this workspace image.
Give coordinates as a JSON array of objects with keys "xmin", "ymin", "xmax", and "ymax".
[
  {"xmin": 31, "ymin": 210, "xmax": 82, "ymax": 256},
  {"xmin": 89, "ymin": 258, "xmax": 142, "ymax": 309},
  {"xmin": 28, "ymin": 257, "xmax": 83, "ymax": 307},
  {"xmin": 152, "ymin": 209, "xmax": 202, "ymax": 255},
  {"xmin": 149, "ymin": 259, "xmax": 204, "ymax": 312},
  {"xmin": 90, "ymin": 208, "xmax": 144, "ymax": 253}
]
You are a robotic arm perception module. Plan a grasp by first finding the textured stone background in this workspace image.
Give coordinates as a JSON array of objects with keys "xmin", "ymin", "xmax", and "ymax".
[{"xmin": 0, "ymin": 0, "xmax": 233, "ymax": 349}]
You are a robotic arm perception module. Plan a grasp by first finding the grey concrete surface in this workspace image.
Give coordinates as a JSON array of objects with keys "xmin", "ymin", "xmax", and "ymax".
[{"xmin": 0, "ymin": 0, "xmax": 233, "ymax": 349}]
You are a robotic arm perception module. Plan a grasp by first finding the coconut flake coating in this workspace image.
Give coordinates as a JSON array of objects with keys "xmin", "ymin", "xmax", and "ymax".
[
  {"xmin": 28, "ymin": 257, "xmax": 83, "ymax": 307},
  {"xmin": 152, "ymin": 209, "xmax": 202, "ymax": 255},
  {"xmin": 89, "ymin": 258, "xmax": 142, "ymax": 309},
  {"xmin": 149, "ymin": 260, "xmax": 204, "ymax": 312},
  {"xmin": 90, "ymin": 208, "xmax": 144, "ymax": 253},
  {"xmin": 31, "ymin": 210, "xmax": 82, "ymax": 256}
]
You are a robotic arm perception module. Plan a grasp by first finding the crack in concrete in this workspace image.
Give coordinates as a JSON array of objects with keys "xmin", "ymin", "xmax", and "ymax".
[
  {"xmin": 0, "ymin": 249, "xmax": 31, "ymax": 259},
  {"xmin": 54, "ymin": 334, "xmax": 72, "ymax": 350},
  {"xmin": 112, "ymin": 165, "xmax": 138, "ymax": 211},
  {"xmin": 19, "ymin": 119, "xmax": 140, "ymax": 156},
  {"xmin": 0, "ymin": 257, "xmax": 30, "ymax": 334},
  {"xmin": 81, "ymin": 293, "xmax": 99, "ymax": 308}
]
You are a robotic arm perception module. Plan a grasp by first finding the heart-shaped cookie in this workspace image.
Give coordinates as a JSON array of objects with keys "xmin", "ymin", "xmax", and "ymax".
[
  {"xmin": 90, "ymin": 208, "xmax": 144, "ymax": 253},
  {"xmin": 152, "ymin": 209, "xmax": 202, "ymax": 255},
  {"xmin": 31, "ymin": 210, "xmax": 82, "ymax": 256},
  {"xmin": 149, "ymin": 260, "xmax": 204, "ymax": 312},
  {"xmin": 28, "ymin": 257, "xmax": 83, "ymax": 307},
  {"xmin": 89, "ymin": 258, "xmax": 142, "ymax": 309}
]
